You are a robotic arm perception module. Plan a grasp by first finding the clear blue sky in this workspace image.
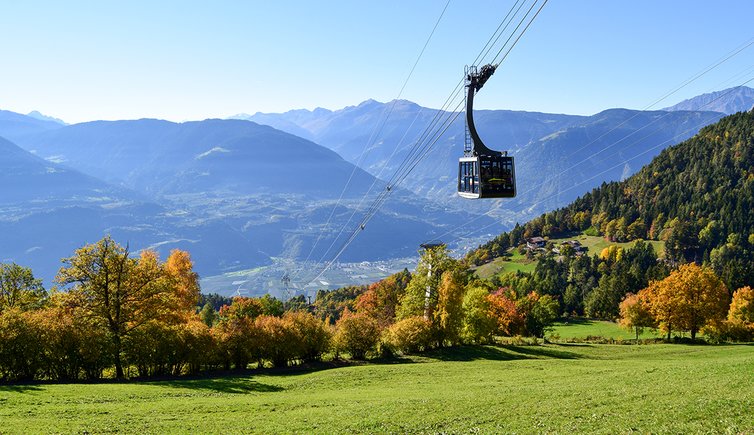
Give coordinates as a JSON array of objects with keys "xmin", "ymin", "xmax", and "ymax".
[{"xmin": 1, "ymin": 1, "xmax": 753, "ymax": 123}]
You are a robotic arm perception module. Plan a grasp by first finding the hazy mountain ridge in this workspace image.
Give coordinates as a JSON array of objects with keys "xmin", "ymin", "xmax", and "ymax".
[
  {"xmin": 0, "ymin": 135, "xmax": 266, "ymax": 283},
  {"xmin": 239, "ymin": 100, "xmax": 725, "ymax": 222},
  {"xmin": 26, "ymin": 110, "xmax": 67, "ymax": 125},
  {"xmin": 3, "ymin": 114, "xmax": 490, "ymax": 288},
  {"xmin": 0, "ymin": 109, "xmax": 64, "ymax": 143},
  {"xmin": 662, "ymin": 86, "xmax": 754, "ymax": 115}
]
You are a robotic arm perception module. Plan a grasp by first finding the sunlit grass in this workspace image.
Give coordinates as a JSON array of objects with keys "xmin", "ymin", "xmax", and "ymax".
[{"xmin": 1, "ymin": 343, "xmax": 751, "ymax": 433}]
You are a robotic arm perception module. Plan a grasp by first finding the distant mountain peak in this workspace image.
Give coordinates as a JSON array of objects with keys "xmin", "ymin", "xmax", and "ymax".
[
  {"xmin": 663, "ymin": 86, "xmax": 754, "ymax": 115},
  {"xmin": 26, "ymin": 110, "xmax": 67, "ymax": 125}
]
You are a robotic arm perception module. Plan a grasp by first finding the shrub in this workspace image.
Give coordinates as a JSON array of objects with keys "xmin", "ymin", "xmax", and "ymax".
[
  {"xmin": 213, "ymin": 317, "xmax": 257, "ymax": 370},
  {"xmin": 284, "ymin": 311, "xmax": 331, "ymax": 363},
  {"xmin": 255, "ymin": 315, "xmax": 299, "ymax": 367},
  {"xmin": 124, "ymin": 321, "xmax": 182, "ymax": 377},
  {"xmin": 334, "ymin": 311, "xmax": 381, "ymax": 360},
  {"xmin": 383, "ymin": 316, "xmax": 433, "ymax": 354},
  {"xmin": 0, "ymin": 308, "xmax": 44, "ymax": 381},
  {"xmin": 177, "ymin": 319, "xmax": 214, "ymax": 375},
  {"xmin": 36, "ymin": 306, "xmax": 112, "ymax": 381}
]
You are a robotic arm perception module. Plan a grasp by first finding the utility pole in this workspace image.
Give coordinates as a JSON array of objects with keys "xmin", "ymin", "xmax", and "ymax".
[
  {"xmin": 281, "ymin": 271, "xmax": 292, "ymax": 301},
  {"xmin": 420, "ymin": 241, "xmax": 445, "ymax": 320}
]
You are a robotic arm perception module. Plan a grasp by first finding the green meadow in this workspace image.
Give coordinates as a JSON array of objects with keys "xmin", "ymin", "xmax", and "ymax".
[{"xmin": 1, "ymin": 343, "xmax": 751, "ymax": 434}]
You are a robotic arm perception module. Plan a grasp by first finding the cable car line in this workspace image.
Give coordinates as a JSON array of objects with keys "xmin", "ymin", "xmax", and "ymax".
[
  {"xmin": 558, "ymin": 35, "xmax": 754, "ymax": 168},
  {"xmin": 290, "ymin": 0, "xmax": 452, "ymax": 283},
  {"xmin": 439, "ymin": 75, "xmax": 754, "ymax": 245},
  {"xmin": 299, "ymin": 0, "xmax": 549, "ymax": 287},
  {"xmin": 435, "ymin": 44, "xmax": 754, "ymax": 242}
]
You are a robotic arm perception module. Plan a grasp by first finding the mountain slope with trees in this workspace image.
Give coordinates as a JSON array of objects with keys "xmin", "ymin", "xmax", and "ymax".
[{"xmin": 468, "ymin": 110, "xmax": 754, "ymax": 317}]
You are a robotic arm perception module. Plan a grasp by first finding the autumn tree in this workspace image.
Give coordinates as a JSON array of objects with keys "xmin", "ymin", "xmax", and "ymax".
[
  {"xmin": 255, "ymin": 315, "xmax": 298, "ymax": 367},
  {"xmin": 333, "ymin": 310, "xmax": 380, "ymax": 360},
  {"xmin": 728, "ymin": 286, "xmax": 754, "ymax": 325},
  {"xmin": 284, "ymin": 311, "xmax": 331, "ymax": 363},
  {"xmin": 487, "ymin": 288, "xmax": 525, "ymax": 336},
  {"xmin": 56, "ymin": 236, "xmax": 196, "ymax": 378},
  {"xmin": 0, "ymin": 263, "xmax": 46, "ymax": 312},
  {"xmin": 164, "ymin": 249, "xmax": 200, "ymax": 313},
  {"xmin": 0, "ymin": 309, "xmax": 45, "ymax": 381},
  {"xmin": 383, "ymin": 316, "xmax": 433, "ymax": 354},
  {"xmin": 640, "ymin": 264, "xmax": 728, "ymax": 340},
  {"xmin": 618, "ymin": 293, "xmax": 655, "ymax": 340},
  {"xmin": 219, "ymin": 297, "xmax": 264, "ymax": 321},
  {"xmin": 355, "ymin": 269, "xmax": 410, "ymax": 328},
  {"xmin": 431, "ymin": 270, "xmax": 467, "ymax": 346}
]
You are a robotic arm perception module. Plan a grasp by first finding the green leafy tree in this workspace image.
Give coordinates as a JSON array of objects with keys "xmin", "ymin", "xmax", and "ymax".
[
  {"xmin": 398, "ymin": 245, "xmax": 459, "ymax": 320},
  {"xmin": 0, "ymin": 263, "xmax": 46, "ymax": 312},
  {"xmin": 461, "ymin": 285, "xmax": 496, "ymax": 344},
  {"xmin": 199, "ymin": 303, "xmax": 218, "ymax": 327},
  {"xmin": 526, "ymin": 293, "xmax": 559, "ymax": 338}
]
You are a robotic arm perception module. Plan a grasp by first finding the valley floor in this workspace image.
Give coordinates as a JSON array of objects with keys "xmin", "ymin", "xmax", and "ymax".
[{"xmin": 1, "ymin": 344, "xmax": 752, "ymax": 433}]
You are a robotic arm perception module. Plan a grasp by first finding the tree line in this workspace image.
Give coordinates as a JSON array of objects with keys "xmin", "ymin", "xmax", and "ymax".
[
  {"xmin": 0, "ymin": 238, "xmax": 560, "ymax": 382},
  {"xmin": 2, "ymin": 233, "xmax": 753, "ymax": 383}
]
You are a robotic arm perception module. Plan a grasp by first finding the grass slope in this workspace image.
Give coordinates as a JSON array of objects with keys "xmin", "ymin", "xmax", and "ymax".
[
  {"xmin": 1, "ymin": 344, "xmax": 752, "ymax": 433},
  {"xmin": 550, "ymin": 318, "xmax": 663, "ymax": 340}
]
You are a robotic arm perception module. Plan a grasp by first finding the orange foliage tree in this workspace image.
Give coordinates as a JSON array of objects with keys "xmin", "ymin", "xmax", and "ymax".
[
  {"xmin": 56, "ymin": 236, "xmax": 200, "ymax": 378},
  {"xmin": 487, "ymin": 288, "xmax": 525, "ymax": 336},
  {"xmin": 355, "ymin": 269, "xmax": 410, "ymax": 328},
  {"xmin": 639, "ymin": 264, "xmax": 728, "ymax": 340}
]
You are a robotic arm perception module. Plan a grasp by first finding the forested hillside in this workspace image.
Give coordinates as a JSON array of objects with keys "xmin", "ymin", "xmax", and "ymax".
[{"xmin": 468, "ymin": 111, "xmax": 754, "ymax": 316}]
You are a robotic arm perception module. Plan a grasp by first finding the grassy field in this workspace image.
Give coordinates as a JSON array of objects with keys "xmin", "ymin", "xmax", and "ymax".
[
  {"xmin": 474, "ymin": 234, "xmax": 665, "ymax": 279},
  {"xmin": 1, "ymin": 344, "xmax": 752, "ymax": 433},
  {"xmin": 474, "ymin": 250, "xmax": 537, "ymax": 279},
  {"xmin": 550, "ymin": 318, "xmax": 664, "ymax": 340}
]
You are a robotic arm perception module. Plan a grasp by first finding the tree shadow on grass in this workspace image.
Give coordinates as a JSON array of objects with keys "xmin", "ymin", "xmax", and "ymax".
[
  {"xmin": 503, "ymin": 345, "xmax": 584, "ymax": 359},
  {"xmin": 418, "ymin": 345, "xmax": 527, "ymax": 362},
  {"xmin": 0, "ymin": 384, "xmax": 44, "ymax": 393},
  {"xmin": 420, "ymin": 344, "xmax": 586, "ymax": 362},
  {"xmin": 556, "ymin": 317, "xmax": 596, "ymax": 326},
  {"xmin": 147, "ymin": 376, "xmax": 284, "ymax": 394}
]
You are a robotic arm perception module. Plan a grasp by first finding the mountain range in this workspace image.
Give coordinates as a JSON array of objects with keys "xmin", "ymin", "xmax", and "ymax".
[
  {"xmin": 2, "ymin": 86, "xmax": 752, "ymax": 294},
  {"xmin": 663, "ymin": 85, "xmax": 754, "ymax": 114},
  {"xmin": 235, "ymin": 91, "xmax": 745, "ymax": 220},
  {"xmin": 1, "ymin": 115, "xmax": 487, "ymax": 290}
]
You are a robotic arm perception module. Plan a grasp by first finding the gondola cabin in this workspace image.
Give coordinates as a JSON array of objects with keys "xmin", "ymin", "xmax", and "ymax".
[
  {"xmin": 458, "ymin": 153, "xmax": 515, "ymax": 199},
  {"xmin": 457, "ymin": 63, "xmax": 517, "ymax": 199}
]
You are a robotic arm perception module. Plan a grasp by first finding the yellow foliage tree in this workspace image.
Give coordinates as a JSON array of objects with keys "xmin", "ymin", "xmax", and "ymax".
[
  {"xmin": 618, "ymin": 293, "xmax": 655, "ymax": 340},
  {"xmin": 728, "ymin": 286, "xmax": 754, "ymax": 325}
]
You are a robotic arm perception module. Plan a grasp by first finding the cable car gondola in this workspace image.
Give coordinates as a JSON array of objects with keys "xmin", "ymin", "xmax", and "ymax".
[{"xmin": 457, "ymin": 64, "xmax": 516, "ymax": 199}]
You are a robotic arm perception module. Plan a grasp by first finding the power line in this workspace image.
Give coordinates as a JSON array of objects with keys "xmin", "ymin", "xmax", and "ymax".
[
  {"xmin": 443, "ymin": 77, "xmax": 754, "ymax": 246},
  {"xmin": 299, "ymin": 0, "xmax": 549, "ymax": 287},
  {"xmin": 432, "ymin": 40, "xmax": 754, "ymax": 244},
  {"xmin": 291, "ymin": 0, "xmax": 452, "ymax": 282}
]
